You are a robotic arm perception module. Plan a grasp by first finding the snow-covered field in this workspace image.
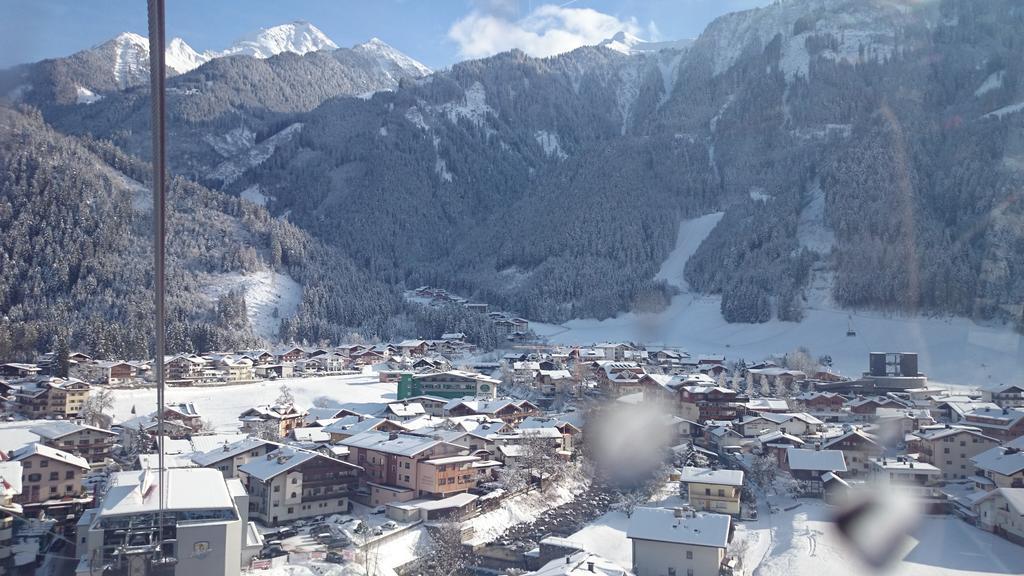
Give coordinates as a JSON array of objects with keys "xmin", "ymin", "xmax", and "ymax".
[
  {"xmin": 535, "ymin": 213, "xmax": 1024, "ymax": 385},
  {"xmin": 106, "ymin": 372, "xmax": 395, "ymax": 431},
  {"xmin": 200, "ymin": 269, "xmax": 303, "ymax": 341}
]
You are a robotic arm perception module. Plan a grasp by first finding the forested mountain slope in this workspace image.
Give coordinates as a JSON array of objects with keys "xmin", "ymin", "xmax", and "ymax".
[{"xmin": 7, "ymin": 0, "xmax": 1024, "ymax": 353}]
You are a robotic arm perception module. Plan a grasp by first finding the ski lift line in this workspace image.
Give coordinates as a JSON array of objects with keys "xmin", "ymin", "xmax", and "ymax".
[{"xmin": 147, "ymin": 0, "xmax": 168, "ymax": 560}]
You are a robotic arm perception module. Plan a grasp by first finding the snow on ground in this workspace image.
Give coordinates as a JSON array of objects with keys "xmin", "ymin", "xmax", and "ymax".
[
  {"xmin": 982, "ymin": 101, "xmax": 1024, "ymax": 119},
  {"xmin": 535, "ymin": 130, "xmax": 568, "ymax": 160},
  {"xmin": 240, "ymin": 184, "xmax": 271, "ymax": 207},
  {"xmin": 200, "ymin": 269, "xmax": 302, "ymax": 341},
  {"xmin": 209, "ymin": 123, "xmax": 303, "ymax": 185},
  {"xmin": 653, "ymin": 212, "xmax": 724, "ymax": 291},
  {"xmin": 466, "ymin": 473, "xmax": 588, "ymax": 545},
  {"xmin": 106, "ymin": 372, "xmax": 395, "ymax": 431},
  {"xmin": 797, "ymin": 180, "xmax": 834, "ymax": 255},
  {"xmin": 75, "ymin": 86, "xmax": 103, "ymax": 104},
  {"xmin": 975, "ymin": 70, "xmax": 1004, "ymax": 97},
  {"xmin": 734, "ymin": 499, "xmax": 1024, "ymax": 576},
  {"xmin": 536, "ymin": 212, "xmax": 1024, "ymax": 385}
]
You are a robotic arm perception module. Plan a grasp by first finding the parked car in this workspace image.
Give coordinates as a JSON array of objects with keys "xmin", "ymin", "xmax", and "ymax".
[
  {"xmin": 259, "ymin": 544, "xmax": 287, "ymax": 560},
  {"xmin": 326, "ymin": 536, "xmax": 351, "ymax": 548},
  {"xmin": 382, "ymin": 521, "xmax": 398, "ymax": 531},
  {"xmin": 275, "ymin": 527, "xmax": 298, "ymax": 539},
  {"xmin": 325, "ymin": 551, "xmax": 345, "ymax": 564}
]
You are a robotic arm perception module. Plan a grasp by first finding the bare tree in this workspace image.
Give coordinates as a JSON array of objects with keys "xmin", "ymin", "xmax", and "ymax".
[
  {"xmin": 614, "ymin": 490, "xmax": 646, "ymax": 518},
  {"xmin": 275, "ymin": 384, "xmax": 294, "ymax": 407},
  {"xmin": 519, "ymin": 432, "xmax": 560, "ymax": 490},
  {"xmin": 416, "ymin": 523, "xmax": 473, "ymax": 576},
  {"xmin": 248, "ymin": 418, "xmax": 282, "ymax": 442},
  {"xmin": 79, "ymin": 387, "xmax": 114, "ymax": 428}
]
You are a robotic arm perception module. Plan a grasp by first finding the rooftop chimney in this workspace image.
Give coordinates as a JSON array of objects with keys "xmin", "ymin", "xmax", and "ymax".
[{"xmin": 587, "ymin": 562, "xmax": 595, "ymax": 572}]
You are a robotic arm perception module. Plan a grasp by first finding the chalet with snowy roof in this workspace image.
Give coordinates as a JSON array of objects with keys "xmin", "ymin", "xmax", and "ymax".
[
  {"xmin": 273, "ymin": 346, "xmax": 306, "ymax": 363},
  {"xmin": 398, "ymin": 339, "xmax": 430, "ymax": 356},
  {"xmin": 30, "ymin": 421, "xmax": 117, "ymax": 465},
  {"xmin": 412, "ymin": 356, "xmax": 451, "ymax": 371},
  {"xmin": 680, "ymin": 467, "xmax": 744, "ymax": 516},
  {"xmin": 10, "ymin": 443, "xmax": 91, "ymax": 515},
  {"xmin": 89, "ymin": 360, "xmax": 138, "ymax": 385},
  {"xmin": 756, "ymin": 430, "xmax": 806, "ymax": 463},
  {"xmin": 821, "ymin": 428, "xmax": 883, "ymax": 477},
  {"xmin": 785, "ymin": 447, "xmax": 847, "ymax": 495},
  {"xmin": 704, "ymin": 425, "xmax": 745, "ymax": 452},
  {"xmin": 351, "ymin": 348, "xmax": 388, "ymax": 365},
  {"xmin": 627, "ymin": 507, "xmax": 730, "ymax": 576},
  {"xmin": 737, "ymin": 412, "xmax": 824, "ymax": 438},
  {"xmin": 792, "ymin": 391, "xmax": 845, "ymax": 414},
  {"xmin": 981, "ymin": 384, "xmax": 1024, "ymax": 409},
  {"xmin": 845, "ymin": 395, "xmax": 909, "ymax": 416},
  {"xmin": 971, "ymin": 439, "xmax": 1024, "ymax": 489},
  {"xmin": 932, "ymin": 398, "xmax": 999, "ymax": 423},
  {"xmin": 519, "ymin": 415, "xmax": 583, "ymax": 438},
  {"xmin": 535, "ymin": 369, "xmax": 576, "ymax": 396},
  {"xmin": 961, "ymin": 407, "xmax": 1024, "ymax": 441},
  {"xmin": 322, "ymin": 416, "xmax": 407, "ymax": 442},
  {"xmin": 12, "ymin": 377, "xmax": 90, "ymax": 419},
  {"xmin": 868, "ymin": 456, "xmax": 942, "ymax": 498},
  {"xmin": 747, "ymin": 367, "xmax": 805, "ymax": 386},
  {"xmin": 909, "ymin": 424, "xmax": 1001, "ymax": 482},
  {"xmin": 444, "ymin": 398, "xmax": 540, "ymax": 424},
  {"xmin": 678, "ymin": 385, "xmax": 747, "ymax": 424},
  {"xmin": 743, "ymin": 398, "xmax": 791, "ymax": 414},
  {"xmin": 118, "ymin": 413, "xmax": 194, "ymax": 440},
  {"xmin": 595, "ymin": 362, "xmax": 646, "ymax": 397},
  {"xmin": 238, "ymin": 403, "xmax": 307, "ymax": 439},
  {"xmin": 973, "ymin": 487, "xmax": 1024, "ymax": 545},
  {"xmin": 239, "ymin": 446, "xmax": 361, "ymax": 526},
  {"xmin": 398, "ymin": 395, "xmax": 448, "ymax": 417},
  {"xmin": 383, "ymin": 401, "xmax": 427, "ymax": 421},
  {"xmin": 163, "ymin": 354, "xmax": 208, "ymax": 384},
  {"xmin": 0, "ymin": 363, "xmax": 40, "ymax": 378},
  {"xmin": 192, "ymin": 437, "xmax": 282, "ymax": 478},
  {"xmin": 338, "ymin": 430, "xmax": 485, "ymax": 506},
  {"xmin": 160, "ymin": 401, "xmax": 203, "ymax": 431}
]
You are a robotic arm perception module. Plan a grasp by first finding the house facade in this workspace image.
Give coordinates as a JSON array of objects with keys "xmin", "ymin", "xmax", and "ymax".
[
  {"xmin": 912, "ymin": 426, "xmax": 1000, "ymax": 480},
  {"xmin": 679, "ymin": 467, "xmax": 744, "ymax": 516},
  {"xmin": 30, "ymin": 421, "xmax": 117, "ymax": 465},
  {"xmin": 627, "ymin": 507, "xmax": 730, "ymax": 576},
  {"xmin": 239, "ymin": 447, "xmax": 361, "ymax": 526}
]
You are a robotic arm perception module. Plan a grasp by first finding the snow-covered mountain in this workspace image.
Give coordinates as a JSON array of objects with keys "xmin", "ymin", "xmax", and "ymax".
[
  {"xmin": 219, "ymin": 21, "xmax": 338, "ymax": 59},
  {"xmin": 598, "ymin": 31, "xmax": 693, "ymax": 55},
  {"xmin": 165, "ymin": 37, "xmax": 213, "ymax": 75},
  {"xmin": 353, "ymin": 37, "xmax": 432, "ymax": 80}
]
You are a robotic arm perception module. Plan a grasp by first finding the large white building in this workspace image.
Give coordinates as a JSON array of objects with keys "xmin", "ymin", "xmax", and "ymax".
[
  {"xmin": 75, "ymin": 468, "xmax": 261, "ymax": 576},
  {"xmin": 627, "ymin": 507, "xmax": 730, "ymax": 576}
]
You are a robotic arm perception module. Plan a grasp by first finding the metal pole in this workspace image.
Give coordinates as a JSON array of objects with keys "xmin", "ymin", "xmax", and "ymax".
[{"xmin": 146, "ymin": 0, "xmax": 167, "ymax": 555}]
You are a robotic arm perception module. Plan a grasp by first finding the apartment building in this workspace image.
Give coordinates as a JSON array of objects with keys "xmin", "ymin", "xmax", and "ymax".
[
  {"xmin": 10, "ymin": 443, "xmax": 91, "ymax": 514},
  {"xmin": 30, "ymin": 421, "xmax": 118, "ymax": 465},
  {"xmin": 13, "ymin": 377, "xmax": 90, "ymax": 418},
  {"xmin": 239, "ymin": 446, "xmax": 361, "ymax": 526},
  {"xmin": 238, "ymin": 404, "xmax": 307, "ymax": 439},
  {"xmin": 627, "ymin": 507, "xmax": 730, "ymax": 576},
  {"xmin": 911, "ymin": 426, "xmax": 1000, "ymax": 480}
]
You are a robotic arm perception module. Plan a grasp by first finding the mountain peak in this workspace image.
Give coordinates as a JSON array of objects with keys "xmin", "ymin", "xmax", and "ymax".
[
  {"xmin": 599, "ymin": 31, "xmax": 693, "ymax": 55},
  {"xmin": 222, "ymin": 21, "xmax": 338, "ymax": 59},
  {"xmin": 352, "ymin": 37, "xmax": 432, "ymax": 77}
]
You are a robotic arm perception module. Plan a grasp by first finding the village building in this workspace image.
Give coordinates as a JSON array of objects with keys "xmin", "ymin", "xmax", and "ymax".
[
  {"xmin": 338, "ymin": 431, "xmax": 481, "ymax": 506},
  {"xmin": 971, "ymin": 440, "xmax": 1024, "ymax": 489},
  {"xmin": 981, "ymin": 384, "xmax": 1024, "ymax": 410},
  {"xmin": 627, "ymin": 507, "xmax": 730, "ymax": 576},
  {"xmin": 191, "ymin": 437, "xmax": 282, "ymax": 478},
  {"xmin": 322, "ymin": 416, "xmax": 407, "ymax": 442},
  {"xmin": 867, "ymin": 456, "xmax": 942, "ymax": 499},
  {"xmin": 239, "ymin": 446, "xmax": 360, "ymax": 526},
  {"xmin": 444, "ymin": 398, "xmax": 540, "ymax": 424},
  {"xmin": 75, "ymin": 468, "xmax": 258, "ymax": 576},
  {"xmin": 163, "ymin": 354, "xmax": 209, "ymax": 384},
  {"xmin": 820, "ymin": 428, "xmax": 883, "ymax": 477},
  {"xmin": 161, "ymin": 402, "xmax": 204, "ymax": 431},
  {"xmin": 10, "ymin": 443, "xmax": 91, "ymax": 516},
  {"xmin": 12, "ymin": 377, "xmax": 90, "ymax": 419},
  {"xmin": 973, "ymin": 487, "xmax": 1024, "ymax": 545},
  {"xmin": 679, "ymin": 467, "xmax": 744, "ymax": 516},
  {"xmin": 0, "ymin": 461, "xmax": 22, "ymax": 576},
  {"xmin": 409, "ymin": 370, "xmax": 500, "ymax": 399},
  {"xmin": 785, "ymin": 448, "xmax": 847, "ymax": 496},
  {"xmin": 736, "ymin": 413, "xmax": 824, "ymax": 438},
  {"xmin": 30, "ymin": 421, "xmax": 118, "ymax": 465},
  {"xmin": 238, "ymin": 404, "xmax": 307, "ymax": 439},
  {"xmin": 911, "ymin": 426, "xmax": 1001, "ymax": 480},
  {"xmin": 961, "ymin": 407, "xmax": 1024, "ymax": 441},
  {"xmin": 791, "ymin": 391, "xmax": 845, "ymax": 416}
]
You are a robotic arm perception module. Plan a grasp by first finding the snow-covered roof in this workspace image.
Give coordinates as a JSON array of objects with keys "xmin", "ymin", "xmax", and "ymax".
[
  {"xmin": 870, "ymin": 457, "xmax": 940, "ymax": 473},
  {"xmin": 99, "ymin": 468, "xmax": 234, "ymax": 517},
  {"xmin": 239, "ymin": 446, "xmax": 353, "ymax": 481},
  {"xmin": 627, "ymin": 507, "xmax": 730, "ymax": 548},
  {"xmin": 971, "ymin": 445, "xmax": 1024, "ymax": 476},
  {"xmin": 531, "ymin": 552, "xmax": 630, "ymax": 576},
  {"xmin": 913, "ymin": 425, "xmax": 995, "ymax": 443},
  {"xmin": 191, "ymin": 437, "xmax": 278, "ymax": 466},
  {"xmin": 339, "ymin": 430, "xmax": 454, "ymax": 457},
  {"xmin": 30, "ymin": 421, "xmax": 115, "ymax": 440},
  {"xmin": 679, "ymin": 466, "xmax": 744, "ymax": 487},
  {"xmin": 740, "ymin": 412, "xmax": 823, "ymax": 426},
  {"xmin": 322, "ymin": 416, "xmax": 400, "ymax": 436},
  {"xmin": 386, "ymin": 402, "xmax": 426, "ymax": 418},
  {"xmin": 821, "ymin": 429, "xmax": 879, "ymax": 450},
  {"xmin": 974, "ymin": 488, "xmax": 1024, "ymax": 515},
  {"xmin": 10, "ymin": 443, "xmax": 90, "ymax": 469},
  {"xmin": 744, "ymin": 398, "xmax": 791, "ymax": 411},
  {"xmin": 415, "ymin": 492, "xmax": 478, "ymax": 511},
  {"xmin": 757, "ymin": 430, "xmax": 806, "ymax": 446},
  {"xmin": 786, "ymin": 448, "xmax": 847, "ymax": 472},
  {"xmin": 423, "ymin": 455, "xmax": 479, "ymax": 466}
]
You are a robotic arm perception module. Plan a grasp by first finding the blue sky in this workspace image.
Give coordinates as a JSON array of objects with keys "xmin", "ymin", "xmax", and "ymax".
[{"xmin": 0, "ymin": 0, "xmax": 770, "ymax": 69}]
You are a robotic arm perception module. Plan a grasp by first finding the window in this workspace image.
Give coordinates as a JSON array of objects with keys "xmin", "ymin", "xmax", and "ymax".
[
  {"xmin": 49, "ymin": 472, "xmax": 59, "ymax": 481},
  {"xmin": 686, "ymin": 550, "xmax": 693, "ymax": 559},
  {"xmin": 687, "ymin": 570, "xmax": 693, "ymax": 576},
  {"xmin": 27, "ymin": 473, "xmax": 41, "ymax": 482},
  {"xmin": 291, "ymin": 492, "xmax": 297, "ymax": 498},
  {"xmin": 49, "ymin": 486, "xmax": 57, "ymax": 494},
  {"xmin": 668, "ymin": 568, "xmax": 676, "ymax": 576},
  {"xmin": 39, "ymin": 460, "xmax": 48, "ymax": 468},
  {"xmin": 288, "ymin": 507, "xmax": 294, "ymax": 514},
  {"xmin": 274, "ymin": 485, "xmax": 280, "ymax": 492},
  {"xmin": 291, "ymin": 477, "xmax": 298, "ymax": 484}
]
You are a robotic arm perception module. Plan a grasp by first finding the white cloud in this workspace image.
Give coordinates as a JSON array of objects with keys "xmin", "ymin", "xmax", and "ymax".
[{"xmin": 448, "ymin": 4, "xmax": 644, "ymax": 60}]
